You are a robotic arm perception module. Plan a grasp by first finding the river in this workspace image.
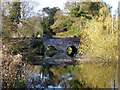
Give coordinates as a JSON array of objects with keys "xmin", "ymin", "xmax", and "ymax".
[
  {"xmin": 21, "ymin": 60, "xmax": 118, "ymax": 89},
  {"xmin": 1, "ymin": 39, "xmax": 119, "ymax": 89}
]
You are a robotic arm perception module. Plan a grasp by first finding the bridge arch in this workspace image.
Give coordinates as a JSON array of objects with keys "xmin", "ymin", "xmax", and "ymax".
[
  {"xmin": 45, "ymin": 45, "xmax": 58, "ymax": 57},
  {"xmin": 66, "ymin": 45, "xmax": 79, "ymax": 57},
  {"xmin": 42, "ymin": 38, "xmax": 81, "ymax": 59}
]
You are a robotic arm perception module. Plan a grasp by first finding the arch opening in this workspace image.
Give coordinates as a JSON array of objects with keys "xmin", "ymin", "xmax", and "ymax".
[
  {"xmin": 45, "ymin": 46, "xmax": 57, "ymax": 57},
  {"xmin": 67, "ymin": 46, "xmax": 78, "ymax": 57}
]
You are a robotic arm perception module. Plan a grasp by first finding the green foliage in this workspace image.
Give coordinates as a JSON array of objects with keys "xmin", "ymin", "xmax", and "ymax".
[
  {"xmin": 42, "ymin": 7, "xmax": 60, "ymax": 25},
  {"xmin": 51, "ymin": 15, "xmax": 74, "ymax": 33},
  {"xmin": 2, "ymin": 15, "xmax": 14, "ymax": 38},
  {"xmin": 9, "ymin": 39, "xmax": 44, "ymax": 63},
  {"xmin": 20, "ymin": 16, "xmax": 43, "ymax": 37},
  {"xmin": 2, "ymin": 2, "xmax": 22, "ymax": 38},
  {"xmin": 9, "ymin": 2, "xmax": 21, "ymax": 24},
  {"xmin": 51, "ymin": 1, "xmax": 118, "ymax": 60},
  {"xmin": 2, "ymin": 2, "xmax": 43, "ymax": 39},
  {"xmin": 80, "ymin": 14, "xmax": 118, "ymax": 60},
  {"xmin": 69, "ymin": 18, "xmax": 86, "ymax": 37},
  {"xmin": 52, "ymin": 2, "xmax": 107, "ymax": 37},
  {"xmin": 64, "ymin": 2, "xmax": 103, "ymax": 18},
  {"xmin": 42, "ymin": 7, "xmax": 60, "ymax": 36}
]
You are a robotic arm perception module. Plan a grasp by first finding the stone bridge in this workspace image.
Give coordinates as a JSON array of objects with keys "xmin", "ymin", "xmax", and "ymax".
[{"xmin": 33, "ymin": 37, "xmax": 81, "ymax": 63}]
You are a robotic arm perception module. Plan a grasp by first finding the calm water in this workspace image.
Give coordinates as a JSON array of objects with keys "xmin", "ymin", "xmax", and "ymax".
[
  {"xmin": 22, "ymin": 60, "xmax": 118, "ymax": 89},
  {"xmin": 3, "ymin": 40, "xmax": 118, "ymax": 89}
]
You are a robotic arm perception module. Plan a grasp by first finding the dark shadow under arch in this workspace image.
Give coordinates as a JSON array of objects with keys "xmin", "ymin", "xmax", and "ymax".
[
  {"xmin": 67, "ymin": 46, "xmax": 78, "ymax": 57},
  {"xmin": 45, "ymin": 46, "xmax": 57, "ymax": 57}
]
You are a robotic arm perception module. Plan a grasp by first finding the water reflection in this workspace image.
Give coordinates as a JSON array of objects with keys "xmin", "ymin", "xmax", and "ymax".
[
  {"xmin": 22, "ymin": 61, "xmax": 118, "ymax": 89},
  {"xmin": 2, "ymin": 41, "xmax": 118, "ymax": 88}
]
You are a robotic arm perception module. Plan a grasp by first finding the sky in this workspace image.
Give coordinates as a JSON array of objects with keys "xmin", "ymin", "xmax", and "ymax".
[
  {"xmin": 34, "ymin": 0, "xmax": 67, "ymax": 12},
  {"xmin": 34, "ymin": 0, "xmax": 120, "ymax": 15},
  {"xmin": 104, "ymin": 0, "xmax": 120, "ymax": 15}
]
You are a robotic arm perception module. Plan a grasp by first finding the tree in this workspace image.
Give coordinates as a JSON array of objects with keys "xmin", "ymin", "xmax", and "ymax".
[
  {"xmin": 64, "ymin": 2, "xmax": 104, "ymax": 18},
  {"xmin": 80, "ymin": 12, "xmax": 118, "ymax": 60},
  {"xmin": 2, "ymin": 2, "xmax": 21, "ymax": 38},
  {"xmin": 19, "ymin": 1, "xmax": 41, "ymax": 37},
  {"xmin": 42, "ymin": 7, "xmax": 60, "ymax": 25},
  {"xmin": 51, "ymin": 2, "xmax": 104, "ymax": 35},
  {"xmin": 9, "ymin": 2, "xmax": 21, "ymax": 24},
  {"xmin": 2, "ymin": 1, "xmax": 41, "ymax": 38},
  {"xmin": 41, "ymin": 7, "xmax": 60, "ymax": 36},
  {"xmin": 64, "ymin": 2, "xmax": 85, "ymax": 17},
  {"xmin": 50, "ymin": 10, "xmax": 78, "ymax": 34},
  {"xmin": 19, "ymin": 16, "xmax": 43, "ymax": 37},
  {"xmin": 20, "ymin": 1, "xmax": 38, "ymax": 20}
]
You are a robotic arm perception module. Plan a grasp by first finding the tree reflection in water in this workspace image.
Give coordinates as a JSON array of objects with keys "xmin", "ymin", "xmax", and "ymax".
[
  {"xmin": 1, "ymin": 47, "xmax": 118, "ymax": 89},
  {"xmin": 23, "ymin": 61, "xmax": 118, "ymax": 89}
]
